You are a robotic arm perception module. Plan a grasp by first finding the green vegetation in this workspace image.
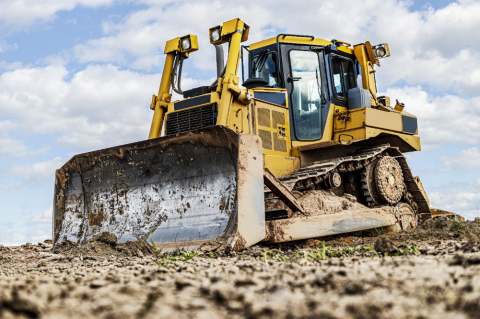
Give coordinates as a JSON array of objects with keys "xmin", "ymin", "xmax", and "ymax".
[
  {"xmin": 182, "ymin": 251, "xmax": 199, "ymax": 262},
  {"xmin": 449, "ymin": 220, "xmax": 466, "ymax": 232},
  {"xmin": 149, "ymin": 228, "xmax": 198, "ymax": 266},
  {"xmin": 362, "ymin": 246, "xmax": 374, "ymax": 253},
  {"xmin": 307, "ymin": 242, "xmax": 327, "ymax": 260},
  {"xmin": 392, "ymin": 244, "xmax": 421, "ymax": 256},
  {"xmin": 149, "ymin": 229, "xmax": 169, "ymax": 267}
]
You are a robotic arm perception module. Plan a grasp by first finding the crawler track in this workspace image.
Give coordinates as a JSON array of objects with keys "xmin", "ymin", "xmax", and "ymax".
[{"xmin": 267, "ymin": 144, "xmax": 431, "ymax": 218}]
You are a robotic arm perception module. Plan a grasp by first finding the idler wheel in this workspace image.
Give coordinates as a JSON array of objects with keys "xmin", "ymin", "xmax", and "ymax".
[
  {"xmin": 375, "ymin": 156, "xmax": 404, "ymax": 205},
  {"xmin": 396, "ymin": 202, "xmax": 416, "ymax": 230},
  {"xmin": 325, "ymin": 172, "xmax": 341, "ymax": 189}
]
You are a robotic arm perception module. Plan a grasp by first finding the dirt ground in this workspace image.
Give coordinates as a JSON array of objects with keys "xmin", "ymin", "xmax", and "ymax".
[{"xmin": 2, "ymin": 218, "xmax": 480, "ymax": 319}]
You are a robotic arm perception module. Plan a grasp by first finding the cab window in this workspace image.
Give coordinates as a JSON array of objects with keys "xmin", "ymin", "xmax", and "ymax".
[
  {"xmin": 252, "ymin": 52, "xmax": 278, "ymax": 87},
  {"xmin": 289, "ymin": 50, "xmax": 323, "ymax": 140},
  {"xmin": 331, "ymin": 56, "xmax": 356, "ymax": 100}
]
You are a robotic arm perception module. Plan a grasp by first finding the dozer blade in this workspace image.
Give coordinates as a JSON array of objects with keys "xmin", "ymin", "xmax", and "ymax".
[{"xmin": 53, "ymin": 126, "xmax": 265, "ymax": 251}]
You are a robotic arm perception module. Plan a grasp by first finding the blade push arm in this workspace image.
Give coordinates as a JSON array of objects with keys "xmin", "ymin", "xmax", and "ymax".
[
  {"xmin": 209, "ymin": 18, "xmax": 250, "ymax": 126},
  {"xmin": 149, "ymin": 35, "xmax": 198, "ymax": 139}
]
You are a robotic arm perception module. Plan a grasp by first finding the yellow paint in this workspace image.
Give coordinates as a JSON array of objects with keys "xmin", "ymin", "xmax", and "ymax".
[
  {"xmin": 253, "ymin": 96, "xmax": 291, "ymax": 156},
  {"xmin": 415, "ymin": 176, "xmax": 430, "ymax": 207},
  {"xmin": 149, "ymin": 52, "xmax": 175, "ymax": 139},
  {"xmin": 229, "ymin": 98, "xmax": 249, "ymax": 134},
  {"xmin": 263, "ymin": 155, "xmax": 300, "ymax": 178},
  {"xmin": 249, "ymin": 36, "xmax": 354, "ymax": 55},
  {"xmin": 153, "ymin": 18, "xmax": 425, "ymax": 189},
  {"xmin": 334, "ymin": 107, "xmax": 403, "ymax": 133},
  {"xmin": 332, "ymin": 127, "xmax": 421, "ymax": 151},
  {"xmin": 164, "ymin": 35, "xmax": 199, "ymax": 54},
  {"xmin": 217, "ymin": 19, "xmax": 245, "ymax": 127},
  {"xmin": 354, "ymin": 44, "xmax": 378, "ymax": 106},
  {"xmin": 291, "ymin": 104, "xmax": 346, "ymax": 156},
  {"xmin": 210, "ymin": 18, "xmax": 250, "ymax": 45}
]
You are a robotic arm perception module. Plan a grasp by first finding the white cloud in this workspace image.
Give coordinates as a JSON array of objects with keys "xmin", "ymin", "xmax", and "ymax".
[
  {"xmin": 0, "ymin": 134, "xmax": 29, "ymax": 158},
  {"xmin": 0, "ymin": 60, "xmax": 23, "ymax": 70},
  {"xmin": 29, "ymin": 206, "xmax": 53, "ymax": 224},
  {"xmin": 69, "ymin": 0, "xmax": 480, "ymax": 96},
  {"xmin": 0, "ymin": 63, "xmax": 209, "ymax": 154},
  {"xmin": 0, "ymin": 0, "xmax": 117, "ymax": 31},
  {"xmin": 0, "ymin": 223, "xmax": 51, "ymax": 246},
  {"xmin": 0, "ymin": 40, "xmax": 18, "ymax": 53},
  {"xmin": 11, "ymin": 157, "xmax": 64, "ymax": 181},
  {"xmin": 429, "ymin": 178, "xmax": 480, "ymax": 221},
  {"xmin": 439, "ymin": 147, "xmax": 480, "ymax": 171},
  {"xmin": 383, "ymin": 86, "xmax": 480, "ymax": 149}
]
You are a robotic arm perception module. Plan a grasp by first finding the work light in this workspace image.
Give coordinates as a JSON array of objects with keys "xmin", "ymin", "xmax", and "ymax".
[
  {"xmin": 372, "ymin": 43, "xmax": 390, "ymax": 59},
  {"xmin": 375, "ymin": 47, "xmax": 386, "ymax": 58},
  {"xmin": 211, "ymin": 28, "xmax": 221, "ymax": 42},
  {"xmin": 181, "ymin": 37, "xmax": 191, "ymax": 51}
]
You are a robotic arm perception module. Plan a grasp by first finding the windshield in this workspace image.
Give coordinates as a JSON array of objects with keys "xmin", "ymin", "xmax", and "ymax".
[
  {"xmin": 289, "ymin": 50, "xmax": 323, "ymax": 140},
  {"xmin": 252, "ymin": 52, "xmax": 278, "ymax": 87}
]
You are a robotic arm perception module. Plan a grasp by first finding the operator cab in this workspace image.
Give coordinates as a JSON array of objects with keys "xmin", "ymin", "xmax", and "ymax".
[{"xmin": 245, "ymin": 35, "xmax": 363, "ymax": 142}]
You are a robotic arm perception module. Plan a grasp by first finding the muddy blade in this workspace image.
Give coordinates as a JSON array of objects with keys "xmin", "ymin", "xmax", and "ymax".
[{"xmin": 53, "ymin": 126, "xmax": 265, "ymax": 251}]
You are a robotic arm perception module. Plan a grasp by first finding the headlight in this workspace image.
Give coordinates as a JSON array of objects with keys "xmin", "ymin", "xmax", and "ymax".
[
  {"xmin": 181, "ymin": 37, "xmax": 191, "ymax": 51},
  {"xmin": 211, "ymin": 29, "xmax": 221, "ymax": 42},
  {"xmin": 375, "ymin": 47, "xmax": 386, "ymax": 58}
]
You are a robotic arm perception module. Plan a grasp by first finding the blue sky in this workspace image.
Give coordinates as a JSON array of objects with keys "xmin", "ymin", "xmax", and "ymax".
[{"xmin": 0, "ymin": 0, "xmax": 479, "ymax": 245}]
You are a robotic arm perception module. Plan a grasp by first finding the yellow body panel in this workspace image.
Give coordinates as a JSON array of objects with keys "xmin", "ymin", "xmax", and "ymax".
[
  {"xmin": 263, "ymin": 155, "xmax": 300, "ymax": 178},
  {"xmin": 334, "ymin": 107, "xmax": 418, "ymax": 136},
  {"xmin": 332, "ymin": 127, "xmax": 421, "ymax": 151},
  {"xmin": 334, "ymin": 107, "xmax": 402, "ymax": 132},
  {"xmin": 291, "ymin": 104, "xmax": 346, "ymax": 156},
  {"xmin": 253, "ymin": 96, "xmax": 291, "ymax": 156}
]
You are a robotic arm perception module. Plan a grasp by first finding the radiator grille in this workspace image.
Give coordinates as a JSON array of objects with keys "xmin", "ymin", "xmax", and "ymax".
[
  {"xmin": 273, "ymin": 134, "xmax": 287, "ymax": 152},
  {"xmin": 272, "ymin": 110, "xmax": 285, "ymax": 128},
  {"xmin": 258, "ymin": 129, "xmax": 272, "ymax": 150},
  {"xmin": 166, "ymin": 104, "xmax": 216, "ymax": 136},
  {"xmin": 257, "ymin": 108, "xmax": 271, "ymax": 128}
]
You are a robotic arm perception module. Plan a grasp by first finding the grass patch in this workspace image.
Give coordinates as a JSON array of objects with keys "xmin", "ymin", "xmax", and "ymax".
[
  {"xmin": 307, "ymin": 242, "xmax": 327, "ymax": 260},
  {"xmin": 149, "ymin": 229, "xmax": 169, "ymax": 267},
  {"xmin": 149, "ymin": 229, "xmax": 198, "ymax": 266},
  {"xmin": 449, "ymin": 220, "xmax": 466, "ymax": 232},
  {"xmin": 182, "ymin": 251, "xmax": 198, "ymax": 262}
]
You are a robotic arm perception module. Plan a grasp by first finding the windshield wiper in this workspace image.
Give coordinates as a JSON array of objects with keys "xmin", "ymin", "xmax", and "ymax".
[{"xmin": 253, "ymin": 51, "xmax": 269, "ymax": 73}]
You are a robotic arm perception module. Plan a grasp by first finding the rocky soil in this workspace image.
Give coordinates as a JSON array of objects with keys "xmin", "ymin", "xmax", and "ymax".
[{"xmin": 2, "ymin": 219, "xmax": 480, "ymax": 319}]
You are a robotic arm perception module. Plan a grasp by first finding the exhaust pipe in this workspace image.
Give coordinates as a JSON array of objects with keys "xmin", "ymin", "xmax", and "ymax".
[{"xmin": 214, "ymin": 44, "xmax": 224, "ymax": 78}]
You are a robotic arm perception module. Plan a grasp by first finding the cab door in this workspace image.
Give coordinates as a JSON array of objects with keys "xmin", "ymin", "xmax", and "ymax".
[{"xmin": 280, "ymin": 44, "xmax": 330, "ymax": 142}]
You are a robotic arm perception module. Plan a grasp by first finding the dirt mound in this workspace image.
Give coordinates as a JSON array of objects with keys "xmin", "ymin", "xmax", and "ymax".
[
  {"xmin": 266, "ymin": 190, "xmax": 375, "ymax": 217},
  {"xmin": 390, "ymin": 218, "xmax": 480, "ymax": 242},
  {"xmin": 269, "ymin": 219, "xmax": 480, "ymax": 259},
  {"xmin": 53, "ymin": 231, "xmax": 157, "ymax": 257}
]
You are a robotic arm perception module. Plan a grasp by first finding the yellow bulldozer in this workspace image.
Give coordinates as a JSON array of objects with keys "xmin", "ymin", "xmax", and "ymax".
[{"xmin": 53, "ymin": 18, "xmax": 462, "ymax": 251}]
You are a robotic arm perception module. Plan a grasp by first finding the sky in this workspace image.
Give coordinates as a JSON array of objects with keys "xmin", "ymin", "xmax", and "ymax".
[{"xmin": 0, "ymin": 0, "xmax": 479, "ymax": 245}]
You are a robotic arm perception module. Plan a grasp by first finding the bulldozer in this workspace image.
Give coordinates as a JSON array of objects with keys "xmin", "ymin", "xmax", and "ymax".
[{"xmin": 53, "ymin": 18, "xmax": 461, "ymax": 251}]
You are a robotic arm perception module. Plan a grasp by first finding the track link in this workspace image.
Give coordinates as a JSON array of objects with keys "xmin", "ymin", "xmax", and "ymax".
[{"xmin": 265, "ymin": 144, "xmax": 431, "ymax": 217}]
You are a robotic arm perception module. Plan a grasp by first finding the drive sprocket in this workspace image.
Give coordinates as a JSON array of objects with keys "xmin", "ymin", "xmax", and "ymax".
[
  {"xmin": 375, "ymin": 156, "xmax": 404, "ymax": 205},
  {"xmin": 362, "ymin": 158, "xmax": 384, "ymax": 207}
]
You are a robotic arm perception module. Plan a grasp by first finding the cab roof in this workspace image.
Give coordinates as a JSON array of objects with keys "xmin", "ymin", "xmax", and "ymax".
[{"xmin": 249, "ymin": 36, "xmax": 354, "ymax": 55}]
